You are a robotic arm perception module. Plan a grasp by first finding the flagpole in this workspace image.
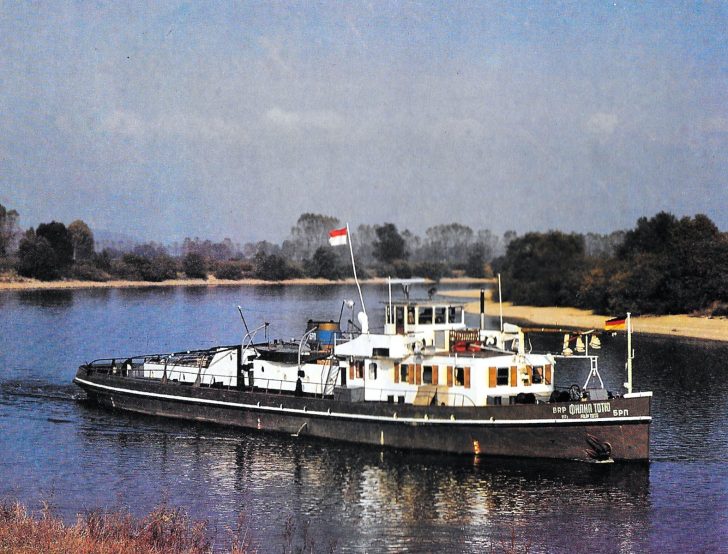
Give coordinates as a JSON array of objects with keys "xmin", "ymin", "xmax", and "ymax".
[
  {"xmin": 346, "ymin": 223, "xmax": 367, "ymax": 317},
  {"xmin": 626, "ymin": 312, "xmax": 633, "ymax": 394}
]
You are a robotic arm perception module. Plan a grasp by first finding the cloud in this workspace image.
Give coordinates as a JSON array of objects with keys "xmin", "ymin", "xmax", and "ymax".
[
  {"xmin": 102, "ymin": 109, "xmax": 145, "ymax": 137},
  {"xmin": 701, "ymin": 116, "xmax": 728, "ymax": 134},
  {"xmin": 585, "ymin": 112, "xmax": 619, "ymax": 136},
  {"xmin": 100, "ymin": 109, "xmax": 249, "ymax": 145},
  {"xmin": 264, "ymin": 106, "xmax": 345, "ymax": 133}
]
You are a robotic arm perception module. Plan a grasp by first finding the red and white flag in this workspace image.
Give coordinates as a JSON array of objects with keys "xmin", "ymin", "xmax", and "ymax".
[{"xmin": 328, "ymin": 226, "xmax": 347, "ymax": 246}]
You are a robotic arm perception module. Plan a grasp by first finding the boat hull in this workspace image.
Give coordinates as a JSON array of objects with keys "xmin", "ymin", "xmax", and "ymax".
[{"xmin": 74, "ymin": 370, "xmax": 651, "ymax": 462}]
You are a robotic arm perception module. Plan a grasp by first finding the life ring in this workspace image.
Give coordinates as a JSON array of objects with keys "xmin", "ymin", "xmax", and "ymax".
[{"xmin": 453, "ymin": 340, "xmax": 468, "ymax": 352}]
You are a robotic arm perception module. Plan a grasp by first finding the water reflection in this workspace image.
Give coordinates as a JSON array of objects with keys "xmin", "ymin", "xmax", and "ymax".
[
  {"xmin": 17, "ymin": 289, "xmax": 75, "ymax": 308},
  {"xmin": 181, "ymin": 286, "xmax": 210, "ymax": 298},
  {"xmin": 71, "ymin": 402, "xmax": 652, "ymax": 552}
]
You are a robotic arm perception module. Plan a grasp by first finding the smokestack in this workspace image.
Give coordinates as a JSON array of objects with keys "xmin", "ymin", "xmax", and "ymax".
[{"xmin": 480, "ymin": 289, "xmax": 485, "ymax": 330}]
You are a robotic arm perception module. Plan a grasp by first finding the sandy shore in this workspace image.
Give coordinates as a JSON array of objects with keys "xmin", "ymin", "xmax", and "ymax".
[
  {"xmin": 438, "ymin": 289, "xmax": 728, "ymax": 343},
  {"xmin": 0, "ymin": 275, "xmax": 494, "ymax": 292}
]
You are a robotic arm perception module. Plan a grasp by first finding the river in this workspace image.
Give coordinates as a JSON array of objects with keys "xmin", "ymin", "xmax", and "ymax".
[{"xmin": 0, "ymin": 285, "xmax": 726, "ymax": 552}]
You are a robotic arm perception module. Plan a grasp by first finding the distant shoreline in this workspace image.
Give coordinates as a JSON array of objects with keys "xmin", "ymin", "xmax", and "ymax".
[
  {"xmin": 439, "ymin": 289, "xmax": 728, "ymax": 343},
  {"xmin": 4, "ymin": 277, "xmax": 722, "ymax": 343},
  {"xmin": 0, "ymin": 275, "xmax": 495, "ymax": 292}
]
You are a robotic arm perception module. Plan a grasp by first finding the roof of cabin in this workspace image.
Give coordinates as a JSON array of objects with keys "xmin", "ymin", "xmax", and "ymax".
[{"xmin": 382, "ymin": 299, "xmax": 466, "ymax": 307}]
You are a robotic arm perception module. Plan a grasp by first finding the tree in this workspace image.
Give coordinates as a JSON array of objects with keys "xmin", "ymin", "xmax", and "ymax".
[
  {"xmin": 423, "ymin": 223, "xmax": 474, "ymax": 265},
  {"xmin": 0, "ymin": 203, "xmax": 20, "ymax": 257},
  {"xmin": 306, "ymin": 246, "xmax": 343, "ymax": 280},
  {"xmin": 16, "ymin": 230, "xmax": 60, "ymax": 280},
  {"xmin": 68, "ymin": 220, "xmax": 95, "ymax": 261},
  {"xmin": 373, "ymin": 223, "xmax": 407, "ymax": 264},
  {"xmin": 465, "ymin": 243, "xmax": 487, "ymax": 278},
  {"xmin": 132, "ymin": 242, "xmax": 169, "ymax": 259},
  {"xmin": 499, "ymin": 231, "xmax": 586, "ymax": 306},
  {"xmin": 288, "ymin": 213, "xmax": 341, "ymax": 262},
  {"xmin": 254, "ymin": 251, "xmax": 301, "ymax": 281},
  {"xmin": 182, "ymin": 252, "xmax": 207, "ymax": 279},
  {"xmin": 36, "ymin": 221, "xmax": 73, "ymax": 268}
]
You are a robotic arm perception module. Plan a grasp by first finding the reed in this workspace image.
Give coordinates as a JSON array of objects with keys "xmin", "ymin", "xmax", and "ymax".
[{"xmin": 0, "ymin": 500, "xmax": 252, "ymax": 554}]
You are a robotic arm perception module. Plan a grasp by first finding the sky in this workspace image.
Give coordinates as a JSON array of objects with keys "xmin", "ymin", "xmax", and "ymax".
[{"xmin": 1, "ymin": 1, "xmax": 726, "ymax": 244}]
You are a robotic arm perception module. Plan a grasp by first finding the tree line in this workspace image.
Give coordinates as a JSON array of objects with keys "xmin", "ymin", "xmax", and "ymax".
[
  {"xmin": 1, "ymin": 203, "xmax": 726, "ymax": 316},
  {"xmin": 496, "ymin": 212, "xmax": 728, "ymax": 316}
]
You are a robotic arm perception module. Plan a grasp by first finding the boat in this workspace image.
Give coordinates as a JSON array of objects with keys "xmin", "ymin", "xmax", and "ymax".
[{"xmin": 74, "ymin": 279, "xmax": 651, "ymax": 462}]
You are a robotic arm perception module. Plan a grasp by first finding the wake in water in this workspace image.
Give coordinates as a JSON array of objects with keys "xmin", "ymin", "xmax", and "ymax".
[{"xmin": 0, "ymin": 379, "xmax": 82, "ymax": 403}]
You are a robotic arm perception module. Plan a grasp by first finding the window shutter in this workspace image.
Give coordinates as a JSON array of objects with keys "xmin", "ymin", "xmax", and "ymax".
[
  {"xmin": 545, "ymin": 364, "xmax": 552, "ymax": 385},
  {"xmin": 447, "ymin": 366, "xmax": 453, "ymax": 387},
  {"xmin": 394, "ymin": 363, "xmax": 400, "ymax": 383},
  {"xmin": 408, "ymin": 365, "xmax": 415, "ymax": 385},
  {"xmin": 432, "ymin": 365, "xmax": 438, "ymax": 386},
  {"xmin": 464, "ymin": 367, "xmax": 471, "ymax": 388},
  {"xmin": 415, "ymin": 364, "xmax": 422, "ymax": 385},
  {"xmin": 349, "ymin": 366, "xmax": 355, "ymax": 380},
  {"xmin": 488, "ymin": 367, "xmax": 497, "ymax": 388},
  {"xmin": 510, "ymin": 366, "xmax": 517, "ymax": 386}
]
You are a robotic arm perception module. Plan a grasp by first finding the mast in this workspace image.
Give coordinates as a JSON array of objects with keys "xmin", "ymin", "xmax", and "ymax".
[
  {"xmin": 626, "ymin": 312, "xmax": 633, "ymax": 394},
  {"xmin": 346, "ymin": 223, "xmax": 367, "ymax": 318}
]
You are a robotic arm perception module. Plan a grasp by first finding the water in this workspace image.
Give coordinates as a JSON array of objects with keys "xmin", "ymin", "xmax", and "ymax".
[{"xmin": 1, "ymin": 285, "xmax": 726, "ymax": 552}]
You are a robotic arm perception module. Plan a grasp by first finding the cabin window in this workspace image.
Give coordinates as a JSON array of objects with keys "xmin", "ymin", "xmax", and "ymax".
[
  {"xmin": 418, "ymin": 307, "xmax": 433, "ymax": 324},
  {"xmin": 532, "ymin": 366, "xmax": 543, "ymax": 384},
  {"xmin": 448, "ymin": 306, "xmax": 462, "ymax": 324},
  {"xmin": 454, "ymin": 367, "xmax": 465, "ymax": 386},
  {"xmin": 423, "ymin": 366, "xmax": 433, "ymax": 384},
  {"xmin": 373, "ymin": 348, "xmax": 390, "ymax": 357},
  {"xmin": 369, "ymin": 362, "xmax": 378, "ymax": 380},
  {"xmin": 400, "ymin": 364, "xmax": 409, "ymax": 382},
  {"xmin": 434, "ymin": 307, "xmax": 446, "ymax": 324},
  {"xmin": 407, "ymin": 307, "xmax": 415, "ymax": 325},
  {"xmin": 396, "ymin": 307, "xmax": 405, "ymax": 327},
  {"xmin": 354, "ymin": 360, "xmax": 365, "ymax": 379},
  {"xmin": 497, "ymin": 367, "xmax": 509, "ymax": 386}
]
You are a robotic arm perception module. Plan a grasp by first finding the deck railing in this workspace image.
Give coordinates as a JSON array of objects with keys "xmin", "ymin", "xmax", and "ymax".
[{"xmin": 83, "ymin": 359, "xmax": 478, "ymax": 406}]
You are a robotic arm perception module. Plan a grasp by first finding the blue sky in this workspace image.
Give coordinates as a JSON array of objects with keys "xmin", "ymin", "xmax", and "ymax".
[{"xmin": 1, "ymin": 1, "xmax": 726, "ymax": 243}]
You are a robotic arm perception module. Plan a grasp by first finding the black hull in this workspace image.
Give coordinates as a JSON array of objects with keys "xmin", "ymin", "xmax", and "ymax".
[{"xmin": 74, "ymin": 370, "xmax": 651, "ymax": 462}]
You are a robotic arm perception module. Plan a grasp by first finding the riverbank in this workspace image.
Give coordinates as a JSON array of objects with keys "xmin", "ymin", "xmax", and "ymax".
[
  {"xmin": 438, "ymin": 289, "xmax": 728, "ymax": 343},
  {"xmin": 0, "ymin": 275, "xmax": 494, "ymax": 292}
]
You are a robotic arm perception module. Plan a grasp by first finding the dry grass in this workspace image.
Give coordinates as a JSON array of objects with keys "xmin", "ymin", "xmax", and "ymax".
[{"xmin": 0, "ymin": 501, "xmax": 253, "ymax": 554}]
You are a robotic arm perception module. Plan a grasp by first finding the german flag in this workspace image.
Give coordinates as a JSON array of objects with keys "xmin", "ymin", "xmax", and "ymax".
[{"xmin": 604, "ymin": 316, "xmax": 626, "ymax": 331}]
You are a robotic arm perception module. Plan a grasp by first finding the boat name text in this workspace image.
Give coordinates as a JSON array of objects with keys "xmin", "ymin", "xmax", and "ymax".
[{"xmin": 552, "ymin": 402, "xmax": 629, "ymax": 419}]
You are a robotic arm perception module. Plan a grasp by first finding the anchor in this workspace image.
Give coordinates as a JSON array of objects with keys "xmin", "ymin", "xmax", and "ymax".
[{"xmin": 291, "ymin": 422, "xmax": 308, "ymax": 437}]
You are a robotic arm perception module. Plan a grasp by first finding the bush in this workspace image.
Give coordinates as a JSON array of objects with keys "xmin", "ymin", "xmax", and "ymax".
[
  {"xmin": 182, "ymin": 252, "xmax": 207, "ymax": 279},
  {"xmin": 254, "ymin": 252, "xmax": 302, "ymax": 281},
  {"xmin": 112, "ymin": 254, "xmax": 178, "ymax": 282},
  {"xmin": 71, "ymin": 263, "xmax": 111, "ymax": 282},
  {"xmin": 304, "ymin": 247, "xmax": 343, "ymax": 280},
  {"xmin": 412, "ymin": 261, "xmax": 449, "ymax": 282},
  {"xmin": 214, "ymin": 260, "xmax": 250, "ymax": 280}
]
